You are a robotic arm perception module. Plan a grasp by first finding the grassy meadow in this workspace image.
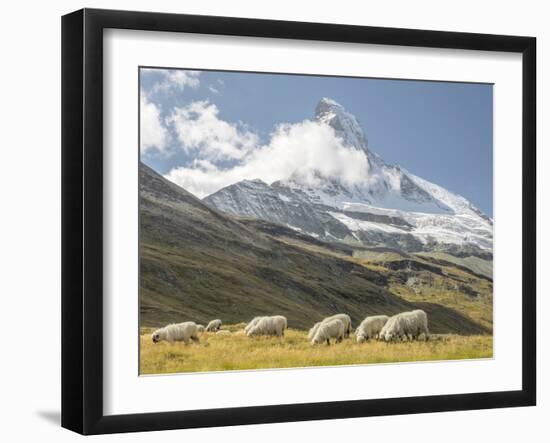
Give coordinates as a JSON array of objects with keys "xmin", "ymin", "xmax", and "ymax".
[{"xmin": 140, "ymin": 324, "xmax": 493, "ymax": 375}]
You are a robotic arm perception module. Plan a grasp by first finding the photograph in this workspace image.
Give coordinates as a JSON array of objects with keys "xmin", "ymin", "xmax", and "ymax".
[{"xmin": 138, "ymin": 67, "xmax": 494, "ymax": 375}]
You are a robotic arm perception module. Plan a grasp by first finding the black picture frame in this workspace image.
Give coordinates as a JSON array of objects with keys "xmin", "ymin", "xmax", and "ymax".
[{"xmin": 61, "ymin": 8, "xmax": 536, "ymax": 435}]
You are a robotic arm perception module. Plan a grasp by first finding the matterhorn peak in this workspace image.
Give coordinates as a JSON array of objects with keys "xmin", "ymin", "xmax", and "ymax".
[
  {"xmin": 315, "ymin": 98, "xmax": 368, "ymax": 151},
  {"xmin": 203, "ymin": 97, "xmax": 493, "ymax": 257}
]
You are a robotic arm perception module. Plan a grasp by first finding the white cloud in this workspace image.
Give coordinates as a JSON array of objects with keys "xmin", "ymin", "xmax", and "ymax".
[
  {"xmin": 208, "ymin": 85, "xmax": 220, "ymax": 94},
  {"xmin": 164, "ymin": 106, "xmax": 370, "ymax": 198},
  {"xmin": 166, "ymin": 101, "xmax": 258, "ymax": 161},
  {"xmin": 145, "ymin": 69, "xmax": 201, "ymax": 94},
  {"xmin": 140, "ymin": 93, "xmax": 169, "ymax": 154}
]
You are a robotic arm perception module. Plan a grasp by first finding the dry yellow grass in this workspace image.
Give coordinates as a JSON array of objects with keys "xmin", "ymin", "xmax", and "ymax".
[{"xmin": 140, "ymin": 324, "xmax": 493, "ymax": 375}]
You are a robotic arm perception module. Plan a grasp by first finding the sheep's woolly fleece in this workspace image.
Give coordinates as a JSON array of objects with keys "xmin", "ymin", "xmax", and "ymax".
[
  {"xmin": 151, "ymin": 322, "xmax": 200, "ymax": 344},
  {"xmin": 379, "ymin": 310, "xmax": 429, "ymax": 342},
  {"xmin": 246, "ymin": 315, "xmax": 287, "ymax": 337},
  {"xmin": 311, "ymin": 319, "xmax": 345, "ymax": 345},
  {"xmin": 356, "ymin": 315, "xmax": 389, "ymax": 343}
]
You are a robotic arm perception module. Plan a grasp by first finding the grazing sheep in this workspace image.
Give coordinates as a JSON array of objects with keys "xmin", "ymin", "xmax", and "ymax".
[
  {"xmin": 322, "ymin": 313, "xmax": 352, "ymax": 337},
  {"xmin": 356, "ymin": 315, "xmax": 389, "ymax": 343},
  {"xmin": 151, "ymin": 322, "xmax": 200, "ymax": 345},
  {"xmin": 311, "ymin": 319, "xmax": 345, "ymax": 345},
  {"xmin": 379, "ymin": 310, "xmax": 429, "ymax": 342},
  {"xmin": 409, "ymin": 309, "xmax": 430, "ymax": 340},
  {"xmin": 247, "ymin": 315, "xmax": 287, "ymax": 337},
  {"xmin": 397, "ymin": 309, "xmax": 429, "ymax": 340},
  {"xmin": 196, "ymin": 324, "xmax": 205, "ymax": 333},
  {"xmin": 216, "ymin": 330, "xmax": 231, "ymax": 335},
  {"xmin": 379, "ymin": 314, "xmax": 405, "ymax": 342},
  {"xmin": 206, "ymin": 319, "xmax": 222, "ymax": 332},
  {"xmin": 245, "ymin": 316, "xmax": 264, "ymax": 334},
  {"xmin": 308, "ymin": 321, "xmax": 323, "ymax": 340},
  {"xmin": 308, "ymin": 314, "xmax": 352, "ymax": 340}
]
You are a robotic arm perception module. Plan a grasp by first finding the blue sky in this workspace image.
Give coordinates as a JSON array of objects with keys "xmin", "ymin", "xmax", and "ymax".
[{"xmin": 140, "ymin": 68, "xmax": 493, "ymax": 216}]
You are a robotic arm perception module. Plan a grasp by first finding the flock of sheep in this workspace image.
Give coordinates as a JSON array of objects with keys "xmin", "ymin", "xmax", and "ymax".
[{"xmin": 150, "ymin": 309, "xmax": 430, "ymax": 346}]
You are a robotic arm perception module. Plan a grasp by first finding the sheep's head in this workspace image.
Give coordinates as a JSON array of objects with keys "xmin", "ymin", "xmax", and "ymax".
[
  {"xmin": 151, "ymin": 330, "xmax": 162, "ymax": 344},
  {"xmin": 356, "ymin": 334, "xmax": 366, "ymax": 343},
  {"xmin": 311, "ymin": 334, "xmax": 324, "ymax": 345}
]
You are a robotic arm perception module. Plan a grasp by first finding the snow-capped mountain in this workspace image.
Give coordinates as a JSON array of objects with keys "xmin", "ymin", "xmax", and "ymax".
[{"xmin": 204, "ymin": 98, "xmax": 493, "ymax": 257}]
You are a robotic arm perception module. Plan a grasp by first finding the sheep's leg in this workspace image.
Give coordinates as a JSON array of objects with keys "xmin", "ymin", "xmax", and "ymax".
[
  {"xmin": 191, "ymin": 335, "xmax": 200, "ymax": 345},
  {"xmin": 326, "ymin": 339, "xmax": 330, "ymax": 346}
]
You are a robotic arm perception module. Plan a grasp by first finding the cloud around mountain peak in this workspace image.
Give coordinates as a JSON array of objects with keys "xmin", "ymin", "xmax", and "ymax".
[
  {"xmin": 157, "ymin": 98, "xmax": 376, "ymax": 198},
  {"xmin": 164, "ymin": 114, "xmax": 371, "ymax": 198}
]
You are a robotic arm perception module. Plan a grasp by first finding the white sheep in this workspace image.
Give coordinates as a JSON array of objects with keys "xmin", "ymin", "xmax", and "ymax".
[
  {"xmin": 308, "ymin": 321, "xmax": 323, "ymax": 340},
  {"xmin": 244, "ymin": 316, "xmax": 264, "ymax": 334},
  {"xmin": 151, "ymin": 322, "xmax": 200, "ymax": 344},
  {"xmin": 196, "ymin": 324, "xmax": 205, "ymax": 333},
  {"xmin": 311, "ymin": 319, "xmax": 345, "ymax": 345},
  {"xmin": 379, "ymin": 314, "xmax": 405, "ymax": 342},
  {"xmin": 356, "ymin": 315, "xmax": 389, "ymax": 343},
  {"xmin": 206, "ymin": 319, "xmax": 222, "ymax": 332},
  {"xmin": 409, "ymin": 309, "xmax": 430, "ymax": 340},
  {"xmin": 322, "ymin": 313, "xmax": 352, "ymax": 337},
  {"xmin": 396, "ymin": 310, "xmax": 429, "ymax": 340},
  {"xmin": 379, "ymin": 310, "xmax": 429, "ymax": 342},
  {"xmin": 246, "ymin": 315, "xmax": 287, "ymax": 337}
]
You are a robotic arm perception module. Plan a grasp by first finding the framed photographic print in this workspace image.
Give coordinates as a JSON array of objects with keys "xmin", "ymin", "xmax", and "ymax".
[{"xmin": 61, "ymin": 8, "xmax": 536, "ymax": 435}]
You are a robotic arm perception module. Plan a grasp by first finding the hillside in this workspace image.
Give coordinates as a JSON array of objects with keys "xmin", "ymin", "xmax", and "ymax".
[
  {"xmin": 139, "ymin": 162, "xmax": 489, "ymax": 334},
  {"xmin": 243, "ymin": 220, "xmax": 493, "ymax": 332}
]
